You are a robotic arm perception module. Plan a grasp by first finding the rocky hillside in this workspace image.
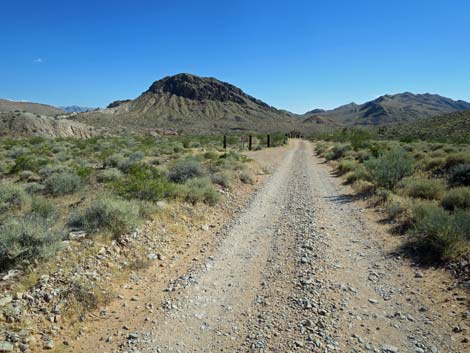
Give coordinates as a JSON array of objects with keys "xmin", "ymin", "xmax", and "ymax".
[
  {"xmin": 0, "ymin": 98, "xmax": 64, "ymax": 116},
  {"xmin": 0, "ymin": 111, "xmax": 95, "ymax": 138},
  {"xmin": 374, "ymin": 110, "xmax": 470, "ymax": 143},
  {"xmin": 306, "ymin": 93, "xmax": 470, "ymax": 125},
  {"xmin": 75, "ymin": 73, "xmax": 320, "ymax": 134}
]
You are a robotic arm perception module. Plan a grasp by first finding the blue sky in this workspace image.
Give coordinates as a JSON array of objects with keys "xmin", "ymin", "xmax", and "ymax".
[{"xmin": 1, "ymin": 0, "xmax": 469, "ymax": 113}]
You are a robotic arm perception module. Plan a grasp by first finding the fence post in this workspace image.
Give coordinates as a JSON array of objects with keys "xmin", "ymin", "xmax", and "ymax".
[
  {"xmin": 267, "ymin": 134, "xmax": 271, "ymax": 148},
  {"xmin": 223, "ymin": 134, "xmax": 227, "ymax": 149},
  {"xmin": 249, "ymin": 135, "xmax": 252, "ymax": 151}
]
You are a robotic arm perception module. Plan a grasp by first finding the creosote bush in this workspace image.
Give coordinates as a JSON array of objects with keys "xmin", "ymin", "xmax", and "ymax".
[
  {"xmin": 113, "ymin": 164, "xmax": 175, "ymax": 202},
  {"xmin": 365, "ymin": 147, "xmax": 414, "ymax": 189}
]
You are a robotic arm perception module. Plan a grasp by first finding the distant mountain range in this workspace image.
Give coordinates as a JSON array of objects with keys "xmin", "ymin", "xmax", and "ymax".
[
  {"xmin": 60, "ymin": 105, "xmax": 95, "ymax": 113},
  {"xmin": 304, "ymin": 93, "xmax": 470, "ymax": 125},
  {"xmin": 1, "ymin": 75, "xmax": 469, "ymax": 137}
]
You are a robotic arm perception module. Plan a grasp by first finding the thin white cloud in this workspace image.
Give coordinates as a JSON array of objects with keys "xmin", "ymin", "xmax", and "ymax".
[{"xmin": 33, "ymin": 58, "xmax": 43, "ymax": 63}]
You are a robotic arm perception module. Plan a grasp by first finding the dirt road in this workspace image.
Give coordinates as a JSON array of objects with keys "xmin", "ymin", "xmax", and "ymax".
[{"xmin": 93, "ymin": 140, "xmax": 468, "ymax": 353}]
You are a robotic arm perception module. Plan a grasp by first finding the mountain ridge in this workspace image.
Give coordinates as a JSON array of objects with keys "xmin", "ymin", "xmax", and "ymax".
[{"xmin": 305, "ymin": 93, "xmax": 470, "ymax": 125}]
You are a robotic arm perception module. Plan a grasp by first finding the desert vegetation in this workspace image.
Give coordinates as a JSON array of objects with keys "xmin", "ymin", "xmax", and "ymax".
[
  {"xmin": 315, "ymin": 129, "xmax": 470, "ymax": 263},
  {"xmin": 0, "ymin": 134, "xmax": 277, "ymax": 273}
]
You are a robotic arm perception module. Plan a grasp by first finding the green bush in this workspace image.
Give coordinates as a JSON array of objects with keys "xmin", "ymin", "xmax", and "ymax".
[
  {"xmin": 44, "ymin": 172, "xmax": 82, "ymax": 196},
  {"xmin": 77, "ymin": 197, "xmax": 140, "ymax": 238},
  {"xmin": 113, "ymin": 164, "xmax": 175, "ymax": 201},
  {"xmin": 38, "ymin": 164, "xmax": 72, "ymax": 178},
  {"xmin": 10, "ymin": 155, "xmax": 48, "ymax": 174},
  {"xmin": 410, "ymin": 203, "xmax": 470, "ymax": 261},
  {"xmin": 0, "ymin": 216, "xmax": 62, "ymax": 270},
  {"xmin": 448, "ymin": 163, "xmax": 470, "ymax": 187},
  {"xmin": 97, "ymin": 168, "xmax": 123, "ymax": 183},
  {"xmin": 104, "ymin": 153, "xmax": 126, "ymax": 168},
  {"xmin": 168, "ymin": 158, "xmax": 205, "ymax": 183},
  {"xmin": 423, "ymin": 157, "xmax": 446, "ymax": 171},
  {"xmin": 29, "ymin": 196, "xmax": 57, "ymax": 220},
  {"xmin": 0, "ymin": 182, "xmax": 29, "ymax": 212},
  {"xmin": 336, "ymin": 160, "xmax": 356, "ymax": 175},
  {"xmin": 365, "ymin": 147, "xmax": 414, "ymax": 189},
  {"xmin": 179, "ymin": 178, "xmax": 220, "ymax": 206},
  {"xmin": 441, "ymin": 187, "xmax": 470, "ymax": 210},
  {"xmin": 343, "ymin": 164, "xmax": 370, "ymax": 184},
  {"xmin": 398, "ymin": 177, "xmax": 446, "ymax": 200},
  {"xmin": 23, "ymin": 182, "xmax": 45, "ymax": 195},
  {"xmin": 326, "ymin": 144, "xmax": 351, "ymax": 161}
]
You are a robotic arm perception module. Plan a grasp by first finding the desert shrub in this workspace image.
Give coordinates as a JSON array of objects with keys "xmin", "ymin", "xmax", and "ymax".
[
  {"xmin": 6, "ymin": 146, "xmax": 30, "ymax": 159},
  {"xmin": 343, "ymin": 164, "xmax": 370, "ymax": 184},
  {"xmin": 56, "ymin": 152, "xmax": 70, "ymax": 162},
  {"xmin": 0, "ymin": 216, "xmax": 62, "ymax": 270},
  {"xmin": 356, "ymin": 149, "xmax": 371, "ymax": 162},
  {"xmin": 336, "ymin": 160, "xmax": 356, "ymax": 176},
  {"xmin": 18, "ymin": 170, "xmax": 36, "ymax": 181},
  {"xmin": 444, "ymin": 153, "xmax": 470, "ymax": 170},
  {"xmin": 441, "ymin": 187, "xmax": 470, "ymax": 211},
  {"xmin": 211, "ymin": 172, "xmax": 231, "ymax": 188},
  {"xmin": 29, "ymin": 196, "xmax": 57, "ymax": 220},
  {"xmin": 179, "ymin": 178, "xmax": 220, "ymax": 206},
  {"xmin": 398, "ymin": 177, "xmax": 446, "ymax": 200},
  {"xmin": 410, "ymin": 203, "xmax": 470, "ymax": 261},
  {"xmin": 97, "ymin": 168, "xmax": 123, "ymax": 182},
  {"xmin": 77, "ymin": 197, "xmax": 140, "ymax": 238},
  {"xmin": 0, "ymin": 182, "xmax": 29, "ymax": 212},
  {"xmin": 365, "ymin": 147, "xmax": 414, "ymax": 189},
  {"xmin": 204, "ymin": 151, "xmax": 219, "ymax": 160},
  {"xmin": 113, "ymin": 164, "xmax": 175, "ymax": 201},
  {"xmin": 0, "ymin": 161, "xmax": 10, "ymax": 174},
  {"xmin": 22, "ymin": 182, "xmax": 45, "ymax": 195},
  {"xmin": 326, "ymin": 144, "xmax": 351, "ymax": 161},
  {"xmin": 44, "ymin": 172, "xmax": 82, "ymax": 196},
  {"xmin": 10, "ymin": 155, "xmax": 48, "ymax": 174},
  {"xmin": 448, "ymin": 163, "xmax": 470, "ymax": 187},
  {"xmin": 168, "ymin": 158, "xmax": 205, "ymax": 183},
  {"xmin": 104, "ymin": 153, "xmax": 126, "ymax": 168},
  {"xmin": 352, "ymin": 180, "xmax": 375, "ymax": 196},
  {"xmin": 423, "ymin": 157, "xmax": 446, "ymax": 171},
  {"xmin": 385, "ymin": 195, "xmax": 413, "ymax": 225},
  {"xmin": 239, "ymin": 171, "xmax": 254, "ymax": 184},
  {"xmin": 136, "ymin": 200, "xmax": 159, "ymax": 219},
  {"xmin": 129, "ymin": 151, "xmax": 145, "ymax": 161},
  {"xmin": 173, "ymin": 145, "xmax": 184, "ymax": 153},
  {"xmin": 38, "ymin": 164, "xmax": 72, "ymax": 178}
]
